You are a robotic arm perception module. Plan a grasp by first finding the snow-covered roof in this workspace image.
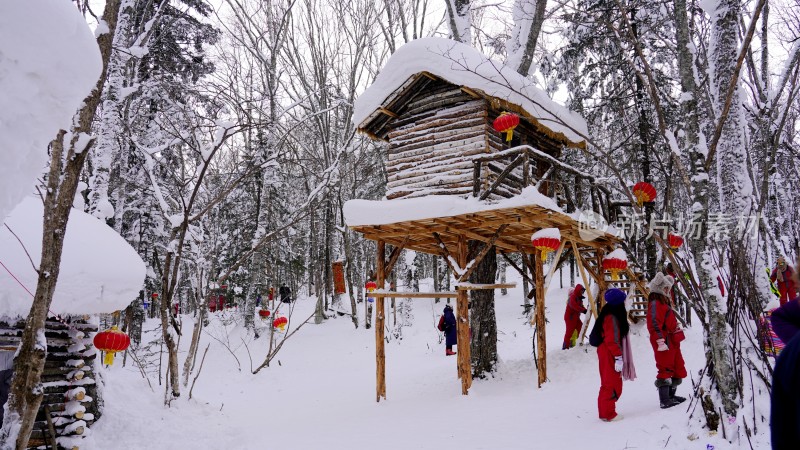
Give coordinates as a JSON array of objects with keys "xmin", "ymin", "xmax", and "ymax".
[
  {"xmin": 344, "ymin": 187, "xmax": 562, "ymax": 227},
  {"xmin": 0, "ymin": 198, "xmax": 146, "ymax": 317},
  {"xmin": 0, "ymin": 0, "xmax": 101, "ymax": 226},
  {"xmin": 353, "ymin": 37, "xmax": 588, "ymax": 148}
]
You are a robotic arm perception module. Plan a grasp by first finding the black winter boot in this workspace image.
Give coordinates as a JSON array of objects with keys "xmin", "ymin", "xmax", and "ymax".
[
  {"xmin": 659, "ymin": 386, "xmax": 680, "ymax": 409},
  {"xmin": 669, "ymin": 386, "xmax": 686, "ymax": 404}
]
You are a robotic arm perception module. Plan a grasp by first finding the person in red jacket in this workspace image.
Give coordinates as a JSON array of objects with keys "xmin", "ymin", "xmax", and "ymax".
[
  {"xmin": 771, "ymin": 256, "xmax": 798, "ymax": 306},
  {"xmin": 563, "ymin": 284, "xmax": 588, "ymax": 349},
  {"xmin": 589, "ymin": 288, "xmax": 629, "ymax": 422},
  {"xmin": 646, "ymin": 272, "xmax": 687, "ymax": 409}
]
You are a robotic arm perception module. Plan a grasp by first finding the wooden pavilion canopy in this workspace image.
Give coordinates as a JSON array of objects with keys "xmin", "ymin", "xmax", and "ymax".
[{"xmin": 350, "ymin": 202, "xmax": 619, "ymax": 256}]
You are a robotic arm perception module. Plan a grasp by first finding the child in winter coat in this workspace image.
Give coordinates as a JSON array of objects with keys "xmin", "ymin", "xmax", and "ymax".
[
  {"xmin": 589, "ymin": 288, "xmax": 630, "ymax": 422},
  {"xmin": 770, "ymin": 258, "xmax": 800, "ymax": 450},
  {"xmin": 646, "ymin": 272, "xmax": 687, "ymax": 409},
  {"xmin": 442, "ymin": 304, "xmax": 457, "ymax": 356},
  {"xmin": 563, "ymin": 284, "xmax": 588, "ymax": 349},
  {"xmin": 770, "ymin": 256, "xmax": 798, "ymax": 306}
]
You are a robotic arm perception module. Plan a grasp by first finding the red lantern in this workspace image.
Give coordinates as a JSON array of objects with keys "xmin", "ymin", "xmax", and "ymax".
[
  {"xmin": 603, "ymin": 257, "xmax": 628, "ymax": 280},
  {"xmin": 151, "ymin": 293, "xmax": 158, "ymax": 299},
  {"xmin": 667, "ymin": 233, "xmax": 684, "ymax": 250},
  {"xmin": 492, "ymin": 112, "xmax": 520, "ymax": 142},
  {"xmin": 632, "ymin": 182, "xmax": 657, "ymax": 206},
  {"xmin": 273, "ymin": 316, "xmax": 288, "ymax": 331},
  {"xmin": 365, "ymin": 281, "xmax": 377, "ymax": 291},
  {"xmin": 531, "ymin": 228, "xmax": 561, "ymax": 260},
  {"xmin": 258, "ymin": 309, "xmax": 271, "ymax": 320},
  {"xmin": 531, "ymin": 237, "xmax": 560, "ymax": 260},
  {"xmin": 93, "ymin": 326, "xmax": 131, "ymax": 366}
]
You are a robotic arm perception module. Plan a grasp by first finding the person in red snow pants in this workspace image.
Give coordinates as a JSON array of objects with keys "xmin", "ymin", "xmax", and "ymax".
[
  {"xmin": 647, "ymin": 272, "xmax": 688, "ymax": 408},
  {"xmin": 597, "ymin": 313, "xmax": 624, "ymax": 420},
  {"xmin": 590, "ymin": 289, "xmax": 628, "ymax": 421},
  {"xmin": 563, "ymin": 284, "xmax": 588, "ymax": 349}
]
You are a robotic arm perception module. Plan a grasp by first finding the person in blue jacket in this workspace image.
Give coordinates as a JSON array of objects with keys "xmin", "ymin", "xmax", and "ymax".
[{"xmin": 443, "ymin": 304, "xmax": 457, "ymax": 355}]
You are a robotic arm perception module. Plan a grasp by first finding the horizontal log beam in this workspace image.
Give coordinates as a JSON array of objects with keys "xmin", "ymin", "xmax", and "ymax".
[{"xmin": 370, "ymin": 291, "xmax": 458, "ymax": 298}]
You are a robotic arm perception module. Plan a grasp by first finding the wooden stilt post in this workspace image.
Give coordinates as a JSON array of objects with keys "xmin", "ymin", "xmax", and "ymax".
[
  {"xmin": 572, "ymin": 241, "xmax": 598, "ymax": 344},
  {"xmin": 455, "ymin": 235, "xmax": 472, "ymax": 394},
  {"xmin": 533, "ymin": 250, "xmax": 547, "ymax": 387},
  {"xmin": 376, "ymin": 241, "xmax": 386, "ymax": 402}
]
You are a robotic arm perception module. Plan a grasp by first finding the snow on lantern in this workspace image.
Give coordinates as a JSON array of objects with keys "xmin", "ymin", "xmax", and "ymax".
[
  {"xmin": 632, "ymin": 181, "xmax": 657, "ymax": 206},
  {"xmin": 93, "ymin": 326, "xmax": 131, "ymax": 366},
  {"xmin": 667, "ymin": 233, "xmax": 684, "ymax": 250},
  {"xmin": 258, "ymin": 309, "xmax": 271, "ymax": 320},
  {"xmin": 602, "ymin": 249, "xmax": 628, "ymax": 280},
  {"xmin": 273, "ymin": 316, "xmax": 288, "ymax": 331},
  {"xmin": 365, "ymin": 280, "xmax": 377, "ymax": 303},
  {"xmin": 531, "ymin": 228, "xmax": 561, "ymax": 260},
  {"xmin": 492, "ymin": 112, "xmax": 520, "ymax": 142}
]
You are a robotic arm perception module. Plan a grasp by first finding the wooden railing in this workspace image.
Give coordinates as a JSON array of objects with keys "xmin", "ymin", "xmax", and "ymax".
[{"xmin": 471, "ymin": 145, "xmax": 617, "ymax": 223}]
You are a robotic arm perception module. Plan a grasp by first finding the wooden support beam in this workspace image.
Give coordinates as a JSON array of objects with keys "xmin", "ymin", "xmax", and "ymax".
[
  {"xmin": 455, "ymin": 235, "xmax": 472, "ymax": 394},
  {"xmin": 432, "ymin": 232, "xmax": 461, "ymax": 275},
  {"xmin": 533, "ymin": 250, "xmax": 547, "ymax": 387},
  {"xmin": 370, "ymin": 291, "xmax": 458, "ymax": 298},
  {"xmin": 458, "ymin": 225, "xmax": 508, "ymax": 282},
  {"xmin": 573, "ymin": 241, "xmax": 598, "ymax": 344},
  {"xmin": 376, "ymin": 241, "xmax": 386, "ymax": 402},
  {"xmin": 379, "ymin": 107, "xmax": 398, "ymax": 118},
  {"xmin": 480, "ymin": 155, "xmax": 525, "ymax": 200},
  {"xmin": 455, "ymin": 283, "xmax": 517, "ymax": 290},
  {"xmin": 384, "ymin": 235, "xmax": 410, "ymax": 275}
]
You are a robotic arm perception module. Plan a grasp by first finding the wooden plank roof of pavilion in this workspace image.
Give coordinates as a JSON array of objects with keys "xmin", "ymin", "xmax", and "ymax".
[
  {"xmin": 352, "ymin": 37, "xmax": 589, "ymax": 150},
  {"xmin": 348, "ymin": 200, "xmax": 620, "ymax": 255}
]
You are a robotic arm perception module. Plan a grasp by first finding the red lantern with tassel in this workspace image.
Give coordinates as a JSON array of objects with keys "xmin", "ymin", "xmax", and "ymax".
[
  {"xmin": 531, "ymin": 228, "xmax": 561, "ymax": 260},
  {"xmin": 258, "ymin": 309, "xmax": 271, "ymax": 320},
  {"xmin": 273, "ymin": 316, "xmax": 288, "ymax": 331},
  {"xmin": 632, "ymin": 182, "xmax": 657, "ymax": 206},
  {"xmin": 667, "ymin": 233, "xmax": 684, "ymax": 250},
  {"xmin": 602, "ymin": 251, "xmax": 628, "ymax": 280},
  {"xmin": 93, "ymin": 326, "xmax": 131, "ymax": 366},
  {"xmin": 492, "ymin": 112, "xmax": 521, "ymax": 142}
]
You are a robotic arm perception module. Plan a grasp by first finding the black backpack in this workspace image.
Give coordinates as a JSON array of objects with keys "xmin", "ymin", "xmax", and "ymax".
[{"xmin": 589, "ymin": 320, "xmax": 603, "ymax": 347}]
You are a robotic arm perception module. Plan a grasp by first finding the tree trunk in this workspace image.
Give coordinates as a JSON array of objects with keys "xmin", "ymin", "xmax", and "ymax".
[
  {"xmin": 468, "ymin": 241, "xmax": 497, "ymax": 377},
  {"xmin": 444, "ymin": 0, "xmax": 471, "ymax": 43}
]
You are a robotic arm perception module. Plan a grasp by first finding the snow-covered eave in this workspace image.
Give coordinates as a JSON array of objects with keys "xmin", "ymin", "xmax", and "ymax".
[
  {"xmin": 343, "ymin": 187, "xmax": 617, "ymax": 243},
  {"xmin": 356, "ymin": 72, "xmax": 587, "ymax": 150}
]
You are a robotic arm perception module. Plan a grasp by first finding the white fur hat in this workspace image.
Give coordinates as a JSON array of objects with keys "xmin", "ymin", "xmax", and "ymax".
[{"xmin": 648, "ymin": 272, "xmax": 675, "ymax": 298}]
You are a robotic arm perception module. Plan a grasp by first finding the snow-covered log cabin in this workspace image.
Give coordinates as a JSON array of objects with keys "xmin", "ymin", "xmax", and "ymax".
[
  {"xmin": 0, "ymin": 198, "xmax": 145, "ymax": 450},
  {"xmin": 353, "ymin": 37, "xmax": 592, "ymax": 204}
]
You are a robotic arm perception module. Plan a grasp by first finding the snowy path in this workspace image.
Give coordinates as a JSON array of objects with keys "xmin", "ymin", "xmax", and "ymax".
[{"xmin": 91, "ymin": 276, "xmax": 769, "ymax": 449}]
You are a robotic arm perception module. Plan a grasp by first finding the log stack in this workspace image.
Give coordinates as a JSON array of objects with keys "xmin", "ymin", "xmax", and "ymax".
[{"xmin": 0, "ymin": 317, "xmax": 100, "ymax": 450}]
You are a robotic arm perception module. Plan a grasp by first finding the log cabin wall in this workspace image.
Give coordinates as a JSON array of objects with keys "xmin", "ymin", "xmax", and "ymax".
[
  {"xmin": 385, "ymin": 82, "xmax": 489, "ymax": 200},
  {"xmin": 382, "ymin": 78, "xmax": 569, "ymax": 201},
  {"xmin": 0, "ymin": 317, "xmax": 100, "ymax": 450}
]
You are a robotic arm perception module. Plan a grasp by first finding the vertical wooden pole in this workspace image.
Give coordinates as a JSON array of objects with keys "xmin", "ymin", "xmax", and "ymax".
[
  {"xmin": 534, "ymin": 250, "xmax": 547, "ymax": 387},
  {"xmin": 376, "ymin": 241, "xmax": 386, "ymax": 402},
  {"xmin": 456, "ymin": 235, "xmax": 472, "ymax": 394}
]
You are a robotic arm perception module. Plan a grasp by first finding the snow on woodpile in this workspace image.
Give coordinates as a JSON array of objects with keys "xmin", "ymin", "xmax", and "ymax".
[
  {"xmin": 0, "ymin": 0, "xmax": 101, "ymax": 225},
  {"xmin": 0, "ymin": 197, "xmax": 145, "ymax": 317},
  {"xmin": 345, "ymin": 186, "xmax": 561, "ymax": 227},
  {"xmin": 604, "ymin": 248, "xmax": 628, "ymax": 262},
  {"xmin": 352, "ymin": 37, "xmax": 587, "ymax": 146},
  {"xmin": 531, "ymin": 228, "xmax": 561, "ymax": 240}
]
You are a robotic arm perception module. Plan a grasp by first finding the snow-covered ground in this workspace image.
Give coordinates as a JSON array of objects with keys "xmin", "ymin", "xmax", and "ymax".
[{"xmin": 91, "ymin": 270, "xmax": 771, "ymax": 450}]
